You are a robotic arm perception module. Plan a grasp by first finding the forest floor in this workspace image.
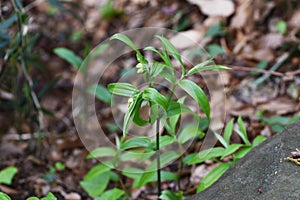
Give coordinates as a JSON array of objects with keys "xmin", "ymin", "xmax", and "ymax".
[{"xmin": 0, "ymin": 0, "xmax": 300, "ymax": 199}]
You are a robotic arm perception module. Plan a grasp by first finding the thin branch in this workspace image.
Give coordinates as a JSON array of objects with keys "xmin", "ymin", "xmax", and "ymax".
[
  {"xmin": 229, "ymin": 65, "xmax": 284, "ymax": 77},
  {"xmin": 250, "ymin": 52, "xmax": 290, "ymax": 88}
]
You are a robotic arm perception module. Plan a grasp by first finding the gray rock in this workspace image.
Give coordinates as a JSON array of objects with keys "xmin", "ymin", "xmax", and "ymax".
[{"xmin": 189, "ymin": 121, "xmax": 300, "ymax": 200}]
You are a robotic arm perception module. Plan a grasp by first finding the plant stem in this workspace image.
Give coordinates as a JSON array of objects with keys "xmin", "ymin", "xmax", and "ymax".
[
  {"xmin": 177, "ymin": 142, "xmax": 184, "ymax": 191},
  {"xmin": 156, "ymin": 118, "xmax": 161, "ymax": 198},
  {"xmin": 119, "ymin": 175, "xmax": 130, "ymax": 200},
  {"xmin": 12, "ymin": 0, "xmax": 44, "ymax": 154}
]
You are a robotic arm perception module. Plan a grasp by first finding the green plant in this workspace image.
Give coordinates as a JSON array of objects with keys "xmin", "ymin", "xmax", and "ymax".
[
  {"xmin": 205, "ymin": 23, "xmax": 227, "ymax": 38},
  {"xmin": 184, "ymin": 116, "xmax": 266, "ymax": 192},
  {"xmin": 0, "ymin": 166, "xmax": 18, "ymax": 185},
  {"xmin": 206, "ymin": 44, "xmax": 226, "ymax": 57},
  {"xmin": 54, "ymin": 45, "xmax": 112, "ymax": 104},
  {"xmin": 99, "ymin": 0, "xmax": 124, "ymax": 20},
  {"xmin": 80, "ymin": 33, "xmax": 229, "ymax": 199},
  {"xmin": 43, "ymin": 161, "xmax": 66, "ymax": 182},
  {"xmin": 0, "ymin": 0, "xmax": 66, "ymax": 152},
  {"xmin": 0, "ymin": 1, "xmax": 44, "ymax": 136},
  {"xmin": 276, "ymin": 20, "xmax": 287, "ymax": 35},
  {"xmin": 256, "ymin": 111, "xmax": 300, "ymax": 133},
  {"xmin": 0, "ymin": 192, "xmax": 57, "ymax": 200}
]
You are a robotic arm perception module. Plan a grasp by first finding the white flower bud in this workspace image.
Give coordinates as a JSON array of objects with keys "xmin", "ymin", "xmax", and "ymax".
[{"xmin": 128, "ymin": 98, "xmax": 134, "ymax": 107}]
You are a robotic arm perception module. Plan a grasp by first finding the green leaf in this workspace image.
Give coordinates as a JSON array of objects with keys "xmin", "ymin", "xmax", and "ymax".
[
  {"xmin": 186, "ymin": 64, "xmax": 230, "ymax": 77},
  {"xmin": 99, "ymin": 0, "xmax": 124, "ymax": 20},
  {"xmin": 151, "ymin": 135, "xmax": 175, "ymax": 149},
  {"xmin": 185, "ymin": 58, "xmax": 213, "ymax": 76},
  {"xmin": 198, "ymin": 147, "xmax": 225, "ymax": 161},
  {"xmin": 156, "ymin": 35, "xmax": 184, "ymax": 68},
  {"xmin": 0, "ymin": 192, "xmax": 11, "ymax": 200},
  {"xmin": 214, "ymin": 132, "xmax": 228, "ymax": 148},
  {"xmin": 14, "ymin": 0, "xmax": 23, "ymax": 9},
  {"xmin": 156, "ymin": 35, "xmax": 184, "ymax": 77},
  {"xmin": 122, "ymin": 92, "xmax": 144, "ymax": 135},
  {"xmin": 137, "ymin": 171, "xmax": 178, "ymax": 188},
  {"xmin": 46, "ymin": 0, "xmax": 63, "ymax": 8},
  {"xmin": 121, "ymin": 167, "xmax": 144, "ymax": 179},
  {"xmin": 87, "ymin": 84, "xmax": 112, "ymax": 104},
  {"xmin": 178, "ymin": 123, "xmax": 205, "ymax": 144},
  {"xmin": 159, "ymin": 67, "xmax": 176, "ymax": 84},
  {"xmin": 108, "ymin": 83, "xmax": 139, "ymax": 97},
  {"xmin": 0, "ymin": 32, "xmax": 11, "ymax": 48},
  {"xmin": 120, "ymin": 150, "xmax": 155, "ymax": 162},
  {"xmin": 236, "ymin": 116, "xmax": 251, "ymax": 145},
  {"xmin": 55, "ymin": 162, "xmax": 65, "ymax": 171},
  {"xmin": 120, "ymin": 137, "xmax": 152, "ymax": 150},
  {"xmin": 131, "ymin": 94, "xmax": 148, "ymax": 127},
  {"xmin": 0, "ymin": 13, "xmax": 17, "ymax": 30},
  {"xmin": 0, "ymin": 166, "xmax": 18, "ymax": 185},
  {"xmin": 87, "ymin": 147, "xmax": 116, "ymax": 158},
  {"xmin": 159, "ymin": 190, "xmax": 181, "ymax": 200},
  {"xmin": 234, "ymin": 146, "xmax": 252, "ymax": 160},
  {"xmin": 144, "ymin": 46, "xmax": 173, "ymax": 68},
  {"xmin": 80, "ymin": 172, "xmax": 110, "ymax": 197},
  {"xmin": 150, "ymin": 62, "xmax": 166, "ymax": 77},
  {"xmin": 221, "ymin": 144, "xmax": 243, "ymax": 159},
  {"xmin": 149, "ymin": 104, "xmax": 159, "ymax": 124},
  {"xmin": 54, "ymin": 48, "xmax": 82, "ymax": 70},
  {"xmin": 276, "ymin": 20, "xmax": 287, "ymax": 35},
  {"xmin": 207, "ymin": 44, "xmax": 225, "ymax": 57},
  {"xmin": 137, "ymin": 171, "xmax": 156, "ymax": 188},
  {"xmin": 147, "ymin": 151, "xmax": 179, "ymax": 171},
  {"xmin": 26, "ymin": 198, "xmax": 39, "ymax": 200},
  {"xmin": 95, "ymin": 188, "xmax": 125, "ymax": 200},
  {"xmin": 40, "ymin": 192, "xmax": 57, "ymax": 200},
  {"xmin": 83, "ymin": 163, "xmax": 111, "ymax": 181},
  {"xmin": 253, "ymin": 135, "xmax": 266, "ymax": 147},
  {"xmin": 223, "ymin": 119, "xmax": 234, "ymax": 145},
  {"xmin": 204, "ymin": 23, "xmax": 227, "ymax": 38},
  {"xmin": 110, "ymin": 33, "xmax": 138, "ymax": 52},
  {"xmin": 143, "ymin": 88, "xmax": 168, "ymax": 110},
  {"xmin": 144, "ymin": 46, "xmax": 162, "ymax": 57},
  {"xmin": 183, "ymin": 147, "xmax": 225, "ymax": 165},
  {"xmin": 168, "ymin": 97, "xmax": 186, "ymax": 134},
  {"xmin": 166, "ymin": 101, "xmax": 182, "ymax": 117},
  {"xmin": 110, "ymin": 33, "xmax": 146, "ymax": 64},
  {"xmin": 197, "ymin": 162, "xmax": 232, "ymax": 192},
  {"xmin": 89, "ymin": 43, "xmax": 109, "ymax": 59},
  {"xmin": 178, "ymin": 79, "xmax": 210, "ymax": 118}
]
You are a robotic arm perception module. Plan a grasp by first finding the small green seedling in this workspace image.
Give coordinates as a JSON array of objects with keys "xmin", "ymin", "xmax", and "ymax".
[
  {"xmin": 276, "ymin": 20, "xmax": 287, "ymax": 35},
  {"xmin": 184, "ymin": 116, "xmax": 266, "ymax": 192},
  {"xmin": 43, "ymin": 162, "xmax": 66, "ymax": 182}
]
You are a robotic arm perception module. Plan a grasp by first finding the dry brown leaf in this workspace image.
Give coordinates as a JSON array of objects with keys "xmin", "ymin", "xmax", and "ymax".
[
  {"xmin": 261, "ymin": 125, "xmax": 272, "ymax": 137},
  {"xmin": 289, "ymin": 8, "xmax": 300, "ymax": 28},
  {"xmin": 257, "ymin": 97, "xmax": 298, "ymax": 115},
  {"xmin": 188, "ymin": 0, "xmax": 235, "ymax": 17},
  {"xmin": 170, "ymin": 30, "xmax": 204, "ymax": 49},
  {"xmin": 0, "ymin": 185, "xmax": 19, "ymax": 195},
  {"xmin": 230, "ymin": 0, "xmax": 253, "ymax": 29},
  {"xmin": 190, "ymin": 164, "xmax": 211, "ymax": 184},
  {"xmin": 242, "ymin": 48, "xmax": 274, "ymax": 62},
  {"xmin": 258, "ymin": 33, "xmax": 284, "ymax": 49},
  {"xmin": 64, "ymin": 192, "xmax": 81, "ymax": 200},
  {"xmin": 229, "ymin": 106, "xmax": 255, "ymax": 117}
]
